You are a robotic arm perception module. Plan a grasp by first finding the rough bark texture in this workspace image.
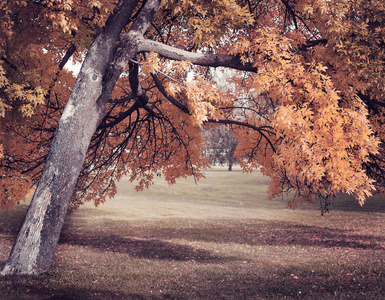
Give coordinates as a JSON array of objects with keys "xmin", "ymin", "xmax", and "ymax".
[{"xmin": 0, "ymin": 0, "xmax": 147, "ymax": 275}]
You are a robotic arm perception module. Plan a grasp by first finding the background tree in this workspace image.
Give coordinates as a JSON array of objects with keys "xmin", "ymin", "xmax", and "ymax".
[
  {"xmin": 202, "ymin": 125, "xmax": 238, "ymax": 171},
  {"xmin": 0, "ymin": 0, "xmax": 384, "ymax": 275}
]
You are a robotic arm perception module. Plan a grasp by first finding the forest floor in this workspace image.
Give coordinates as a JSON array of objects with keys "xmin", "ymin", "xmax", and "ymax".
[{"xmin": 0, "ymin": 165, "xmax": 384, "ymax": 299}]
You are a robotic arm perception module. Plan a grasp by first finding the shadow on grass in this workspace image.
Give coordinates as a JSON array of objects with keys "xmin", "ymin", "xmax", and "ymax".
[
  {"xmin": 1, "ymin": 206, "xmax": 385, "ymax": 299},
  {"xmin": 330, "ymin": 193, "xmax": 385, "ymax": 213},
  {"xmin": 1, "ymin": 260, "xmax": 384, "ymax": 300},
  {"xmin": 144, "ymin": 221, "xmax": 385, "ymax": 250},
  {"xmin": 54, "ymin": 218, "xmax": 385, "ymax": 267},
  {"xmin": 1, "ymin": 204, "xmax": 384, "ymax": 263},
  {"xmin": 0, "ymin": 205, "xmax": 28, "ymax": 236},
  {"xmin": 0, "ymin": 259, "xmax": 5, "ymax": 272},
  {"xmin": 0, "ymin": 278, "xmax": 145, "ymax": 300},
  {"xmin": 59, "ymin": 232, "xmax": 230, "ymax": 262},
  {"xmin": 69, "ymin": 219, "xmax": 385, "ymax": 250}
]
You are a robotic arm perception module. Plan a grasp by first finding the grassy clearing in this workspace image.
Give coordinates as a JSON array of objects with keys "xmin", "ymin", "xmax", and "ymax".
[{"xmin": 0, "ymin": 165, "xmax": 385, "ymax": 299}]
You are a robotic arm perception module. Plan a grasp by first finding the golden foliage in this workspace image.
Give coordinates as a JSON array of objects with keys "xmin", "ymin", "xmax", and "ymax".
[{"xmin": 1, "ymin": 0, "xmax": 385, "ymax": 211}]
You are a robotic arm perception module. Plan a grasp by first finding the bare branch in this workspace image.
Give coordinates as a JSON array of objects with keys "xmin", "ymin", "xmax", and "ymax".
[
  {"xmin": 58, "ymin": 44, "xmax": 77, "ymax": 70},
  {"xmin": 299, "ymin": 39, "xmax": 328, "ymax": 51},
  {"xmin": 151, "ymin": 73, "xmax": 190, "ymax": 114}
]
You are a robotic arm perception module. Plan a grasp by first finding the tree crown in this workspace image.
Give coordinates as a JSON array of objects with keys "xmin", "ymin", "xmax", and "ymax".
[{"xmin": 1, "ymin": 0, "xmax": 384, "ymax": 212}]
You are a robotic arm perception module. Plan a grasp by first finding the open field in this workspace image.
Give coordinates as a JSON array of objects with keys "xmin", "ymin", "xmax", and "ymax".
[{"xmin": 1, "ymin": 165, "xmax": 385, "ymax": 299}]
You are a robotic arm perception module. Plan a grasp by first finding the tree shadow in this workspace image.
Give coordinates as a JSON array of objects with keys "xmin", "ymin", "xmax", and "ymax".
[
  {"xmin": 56, "ymin": 217, "xmax": 385, "ymax": 268},
  {"xmin": 255, "ymin": 223, "xmax": 385, "ymax": 249},
  {"xmin": 0, "ymin": 259, "xmax": 5, "ymax": 271},
  {"xmin": 1, "ymin": 260, "xmax": 384, "ymax": 300},
  {"xmin": 2, "ymin": 203, "xmax": 384, "ymax": 261},
  {"xmin": 0, "ymin": 205, "xmax": 28, "ymax": 237},
  {"xmin": 330, "ymin": 193, "xmax": 385, "ymax": 213},
  {"xmin": 120, "ymin": 220, "xmax": 385, "ymax": 250},
  {"xmin": 0, "ymin": 280, "xmax": 146, "ymax": 300},
  {"xmin": 59, "ymin": 232, "xmax": 230, "ymax": 262}
]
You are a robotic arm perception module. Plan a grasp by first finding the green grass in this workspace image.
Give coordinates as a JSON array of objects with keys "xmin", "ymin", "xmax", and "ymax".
[{"xmin": 1, "ymin": 165, "xmax": 385, "ymax": 299}]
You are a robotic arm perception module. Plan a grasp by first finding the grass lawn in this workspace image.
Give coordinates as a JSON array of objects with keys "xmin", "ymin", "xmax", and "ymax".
[{"xmin": 0, "ymin": 165, "xmax": 384, "ymax": 299}]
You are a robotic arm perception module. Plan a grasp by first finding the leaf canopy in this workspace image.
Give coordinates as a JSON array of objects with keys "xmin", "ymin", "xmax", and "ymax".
[{"xmin": 1, "ymin": 0, "xmax": 384, "ymax": 212}]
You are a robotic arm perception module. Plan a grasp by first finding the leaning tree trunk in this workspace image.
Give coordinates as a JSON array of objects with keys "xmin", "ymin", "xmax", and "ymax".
[{"xmin": 0, "ymin": 0, "xmax": 151, "ymax": 275}]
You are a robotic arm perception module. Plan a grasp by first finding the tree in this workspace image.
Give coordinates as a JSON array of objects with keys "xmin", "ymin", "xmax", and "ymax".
[
  {"xmin": 202, "ymin": 125, "xmax": 238, "ymax": 171},
  {"xmin": 1, "ymin": 0, "xmax": 384, "ymax": 275}
]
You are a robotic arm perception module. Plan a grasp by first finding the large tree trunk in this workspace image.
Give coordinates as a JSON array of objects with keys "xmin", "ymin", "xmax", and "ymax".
[{"xmin": 0, "ymin": 0, "xmax": 145, "ymax": 276}]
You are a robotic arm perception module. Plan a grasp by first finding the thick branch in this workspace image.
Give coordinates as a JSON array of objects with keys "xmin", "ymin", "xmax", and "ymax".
[
  {"xmin": 129, "ymin": 0, "xmax": 160, "ymax": 36},
  {"xmin": 58, "ymin": 44, "xmax": 77, "ymax": 70},
  {"xmin": 358, "ymin": 92, "xmax": 385, "ymax": 109},
  {"xmin": 138, "ymin": 39, "xmax": 259, "ymax": 72},
  {"xmin": 1, "ymin": 55, "xmax": 17, "ymax": 70},
  {"xmin": 104, "ymin": 0, "xmax": 161, "ymax": 99},
  {"xmin": 98, "ymin": 102, "xmax": 139, "ymax": 129},
  {"xmin": 299, "ymin": 39, "xmax": 328, "ymax": 51}
]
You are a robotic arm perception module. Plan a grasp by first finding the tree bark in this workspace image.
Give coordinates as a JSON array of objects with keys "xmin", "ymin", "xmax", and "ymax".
[
  {"xmin": 138, "ymin": 38, "xmax": 259, "ymax": 72},
  {"xmin": 0, "ymin": 0, "xmax": 149, "ymax": 276}
]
